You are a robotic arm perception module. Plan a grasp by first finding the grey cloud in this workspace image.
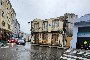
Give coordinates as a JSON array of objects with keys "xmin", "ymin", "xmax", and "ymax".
[{"xmin": 10, "ymin": 0, "xmax": 90, "ymax": 33}]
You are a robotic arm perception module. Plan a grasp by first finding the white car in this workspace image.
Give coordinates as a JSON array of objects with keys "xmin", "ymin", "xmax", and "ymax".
[{"xmin": 16, "ymin": 39, "xmax": 26, "ymax": 45}]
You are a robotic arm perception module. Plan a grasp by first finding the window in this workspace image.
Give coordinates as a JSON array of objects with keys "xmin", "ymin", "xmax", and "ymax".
[
  {"xmin": 7, "ymin": 16, "xmax": 8, "ymax": 19},
  {"xmin": 11, "ymin": 14, "xmax": 12, "ymax": 17},
  {"xmin": 40, "ymin": 33, "xmax": 41, "ymax": 38},
  {"xmin": 2, "ymin": 11, "xmax": 4, "ymax": 17},
  {"xmin": 6, "ymin": 0, "xmax": 9, "ymax": 3},
  {"xmin": 8, "ymin": 24, "xmax": 10, "ymax": 29},
  {"xmin": 1, "ymin": 1, "xmax": 2, "ymax": 5},
  {"xmin": 8, "ymin": 20, "xmax": 10, "ymax": 23},
  {"xmin": 2, "ymin": 21, "xmax": 5, "ymax": 26},
  {"xmin": 52, "ymin": 20, "xmax": 59, "ymax": 28}
]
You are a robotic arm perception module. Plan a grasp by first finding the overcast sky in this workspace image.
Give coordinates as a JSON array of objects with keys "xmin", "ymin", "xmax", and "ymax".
[{"xmin": 9, "ymin": 0, "xmax": 90, "ymax": 34}]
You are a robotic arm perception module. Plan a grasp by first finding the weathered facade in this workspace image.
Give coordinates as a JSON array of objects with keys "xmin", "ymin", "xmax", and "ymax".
[
  {"xmin": 0, "ymin": 0, "xmax": 20, "ymax": 43},
  {"xmin": 0, "ymin": 0, "xmax": 13, "ymax": 42},
  {"xmin": 64, "ymin": 13, "xmax": 78, "ymax": 37},
  {"xmin": 31, "ymin": 18, "xmax": 64, "ymax": 46},
  {"xmin": 64, "ymin": 13, "xmax": 78, "ymax": 47}
]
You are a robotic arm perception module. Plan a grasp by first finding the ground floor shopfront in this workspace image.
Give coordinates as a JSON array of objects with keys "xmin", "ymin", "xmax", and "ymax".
[
  {"xmin": 71, "ymin": 26, "xmax": 90, "ymax": 49},
  {"xmin": 0, "ymin": 28, "xmax": 13, "ymax": 44},
  {"xmin": 31, "ymin": 32, "xmax": 67, "ymax": 47}
]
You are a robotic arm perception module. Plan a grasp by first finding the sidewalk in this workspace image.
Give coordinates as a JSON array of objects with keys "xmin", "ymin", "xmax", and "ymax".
[
  {"xmin": 60, "ymin": 48, "xmax": 90, "ymax": 60},
  {"xmin": 0, "ymin": 40, "xmax": 8, "ymax": 48},
  {"xmin": 0, "ymin": 42, "xmax": 3, "ymax": 47},
  {"xmin": 49, "ymin": 45, "xmax": 58, "ymax": 48},
  {"xmin": 31, "ymin": 44, "xmax": 40, "ymax": 46},
  {"xmin": 57, "ymin": 46, "xmax": 69, "ymax": 49},
  {"xmin": 40, "ymin": 44, "xmax": 49, "ymax": 47}
]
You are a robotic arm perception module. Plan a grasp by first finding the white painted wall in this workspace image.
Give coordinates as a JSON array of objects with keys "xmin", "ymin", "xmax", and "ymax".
[
  {"xmin": 48, "ymin": 33, "xmax": 52, "ymax": 44},
  {"xmin": 58, "ymin": 34, "xmax": 63, "ymax": 47},
  {"xmin": 70, "ymin": 26, "xmax": 78, "ymax": 48}
]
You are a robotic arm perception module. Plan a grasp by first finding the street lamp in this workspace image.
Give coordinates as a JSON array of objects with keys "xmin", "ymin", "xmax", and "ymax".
[{"xmin": 28, "ymin": 22, "xmax": 30, "ymax": 24}]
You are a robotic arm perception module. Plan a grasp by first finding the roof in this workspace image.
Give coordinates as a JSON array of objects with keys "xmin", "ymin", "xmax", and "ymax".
[{"xmin": 74, "ymin": 13, "xmax": 90, "ymax": 23}]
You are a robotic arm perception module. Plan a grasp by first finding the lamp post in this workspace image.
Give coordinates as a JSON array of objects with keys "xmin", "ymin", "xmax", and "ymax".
[
  {"xmin": 28, "ymin": 22, "xmax": 31, "ymax": 34},
  {"xmin": 62, "ymin": 31, "xmax": 65, "ymax": 47}
]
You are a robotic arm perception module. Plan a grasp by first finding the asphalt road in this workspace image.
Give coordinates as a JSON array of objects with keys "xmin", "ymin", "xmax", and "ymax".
[{"xmin": 0, "ymin": 42, "xmax": 65, "ymax": 60}]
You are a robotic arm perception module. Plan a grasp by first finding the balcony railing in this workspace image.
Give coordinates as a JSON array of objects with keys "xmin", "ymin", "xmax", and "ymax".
[
  {"xmin": 42, "ymin": 28, "xmax": 48, "ymax": 32},
  {"xmin": 52, "ymin": 27, "xmax": 59, "ymax": 31},
  {"xmin": 31, "ymin": 28, "xmax": 39, "ymax": 32}
]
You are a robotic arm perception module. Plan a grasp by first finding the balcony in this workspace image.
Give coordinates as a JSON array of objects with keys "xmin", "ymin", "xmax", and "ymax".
[
  {"xmin": 42, "ymin": 28, "xmax": 48, "ymax": 32},
  {"xmin": 42, "ymin": 22, "xmax": 48, "ymax": 32},
  {"xmin": 52, "ymin": 27, "xmax": 59, "ymax": 31},
  {"xmin": 52, "ymin": 28, "xmax": 59, "ymax": 31},
  {"xmin": 31, "ymin": 28, "xmax": 39, "ymax": 33}
]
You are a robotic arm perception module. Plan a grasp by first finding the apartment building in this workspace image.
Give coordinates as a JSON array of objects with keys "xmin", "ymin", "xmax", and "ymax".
[
  {"xmin": 0, "ymin": 0, "xmax": 13, "ymax": 42},
  {"xmin": 0, "ymin": 0, "xmax": 19, "ymax": 42},
  {"xmin": 12, "ymin": 19, "xmax": 20, "ymax": 38},
  {"xmin": 31, "ymin": 18, "xmax": 64, "ymax": 46},
  {"xmin": 31, "ymin": 19, "xmax": 43, "ymax": 44}
]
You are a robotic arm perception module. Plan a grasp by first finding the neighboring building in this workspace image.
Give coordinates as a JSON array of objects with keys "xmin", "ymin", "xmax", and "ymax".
[
  {"xmin": 16, "ymin": 21, "xmax": 20, "ymax": 38},
  {"xmin": 10, "ymin": 2, "xmax": 20, "ymax": 38},
  {"xmin": 64, "ymin": 13, "xmax": 78, "ymax": 47},
  {"xmin": 11, "ymin": 8, "xmax": 16, "ymax": 37},
  {"xmin": 12, "ymin": 19, "xmax": 20, "ymax": 38},
  {"xmin": 0, "ymin": 0, "xmax": 13, "ymax": 42},
  {"xmin": 71, "ymin": 14, "xmax": 90, "ymax": 49},
  {"xmin": 64, "ymin": 13, "xmax": 78, "ymax": 37}
]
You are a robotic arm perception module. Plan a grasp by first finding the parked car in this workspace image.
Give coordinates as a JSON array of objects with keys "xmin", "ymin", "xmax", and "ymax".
[
  {"xmin": 16, "ymin": 39, "xmax": 26, "ymax": 45},
  {"xmin": 7, "ymin": 39, "xmax": 17, "ymax": 43}
]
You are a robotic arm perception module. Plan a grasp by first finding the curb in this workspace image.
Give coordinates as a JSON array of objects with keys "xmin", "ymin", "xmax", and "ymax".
[
  {"xmin": 49, "ymin": 46, "xmax": 58, "ymax": 48},
  {"xmin": 31, "ymin": 44, "xmax": 40, "ymax": 46},
  {"xmin": 40, "ymin": 45, "xmax": 49, "ymax": 47}
]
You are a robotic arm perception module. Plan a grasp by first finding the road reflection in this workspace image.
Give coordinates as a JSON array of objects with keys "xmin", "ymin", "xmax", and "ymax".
[
  {"xmin": 0, "ymin": 42, "xmax": 65, "ymax": 60},
  {"xmin": 8, "ymin": 43, "xmax": 16, "ymax": 47}
]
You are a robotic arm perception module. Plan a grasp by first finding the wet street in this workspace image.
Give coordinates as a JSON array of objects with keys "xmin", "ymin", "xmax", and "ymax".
[{"xmin": 0, "ymin": 42, "xmax": 65, "ymax": 60}]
